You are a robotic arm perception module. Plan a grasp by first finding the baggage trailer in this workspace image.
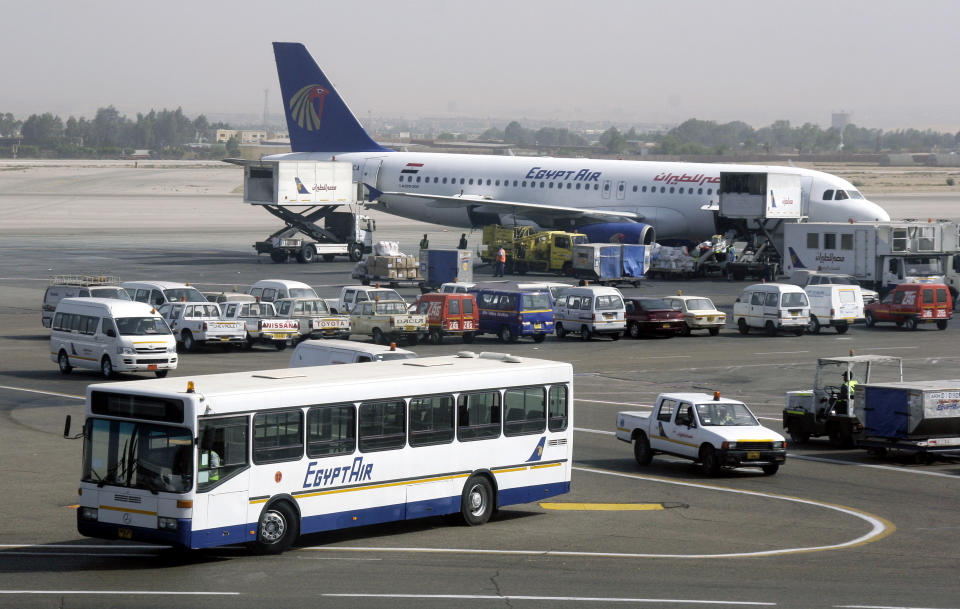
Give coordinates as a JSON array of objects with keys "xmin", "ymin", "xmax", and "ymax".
[
  {"xmin": 571, "ymin": 243, "xmax": 649, "ymax": 287},
  {"xmin": 854, "ymin": 380, "xmax": 960, "ymax": 459}
]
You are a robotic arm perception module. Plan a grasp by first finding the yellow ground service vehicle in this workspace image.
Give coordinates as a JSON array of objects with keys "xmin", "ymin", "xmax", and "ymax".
[{"xmin": 479, "ymin": 225, "xmax": 587, "ymax": 275}]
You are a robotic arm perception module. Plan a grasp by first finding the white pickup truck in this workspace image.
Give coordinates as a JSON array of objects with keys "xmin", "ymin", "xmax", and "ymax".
[
  {"xmin": 275, "ymin": 298, "xmax": 350, "ymax": 340},
  {"xmin": 616, "ymin": 392, "xmax": 787, "ymax": 476},
  {"xmin": 158, "ymin": 302, "xmax": 247, "ymax": 352},
  {"xmin": 329, "ymin": 285, "xmax": 404, "ymax": 314},
  {"xmin": 350, "ymin": 300, "xmax": 427, "ymax": 345},
  {"xmin": 221, "ymin": 300, "xmax": 300, "ymax": 350}
]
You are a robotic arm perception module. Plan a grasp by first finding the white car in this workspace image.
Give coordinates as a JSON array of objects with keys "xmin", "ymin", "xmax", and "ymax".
[{"xmin": 662, "ymin": 295, "xmax": 726, "ymax": 336}]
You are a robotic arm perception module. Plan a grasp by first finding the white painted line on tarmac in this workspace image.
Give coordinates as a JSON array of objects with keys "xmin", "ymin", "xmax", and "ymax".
[
  {"xmin": 0, "ymin": 590, "xmax": 239, "ymax": 596},
  {"xmin": 638, "ymin": 355, "xmax": 692, "ymax": 359},
  {"xmin": 836, "ymin": 605, "xmax": 959, "ymax": 609},
  {"xmin": 576, "ymin": 399, "xmax": 652, "ymax": 407},
  {"xmin": 790, "ymin": 455, "xmax": 960, "ymax": 479},
  {"xmin": 0, "ymin": 385, "xmax": 84, "ymax": 400},
  {"xmin": 300, "ymin": 556, "xmax": 382, "ymax": 561},
  {"xmin": 754, "ymin": 351, "xmax": 809, "ymax": 355},
  {"xmin": 323, "ymin": 593, "xmax": 774, "ymax": 605},
  {"xmin": 575, "ymin": 427, "xmax": 616, "ymax": 436},
  {"xmin": 870, "ymin": 346, "xmax": 918, "ymax": 350}
]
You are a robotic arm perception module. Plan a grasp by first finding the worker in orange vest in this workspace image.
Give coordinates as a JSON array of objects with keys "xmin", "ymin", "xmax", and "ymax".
[{"xmin": 495, "ymin": 246, "xmax": 507, "ymax": 277}]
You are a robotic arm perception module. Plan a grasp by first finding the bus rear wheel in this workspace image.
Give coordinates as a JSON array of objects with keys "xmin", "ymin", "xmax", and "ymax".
[
  {"xmin": 460, "ymin": 475, "xmax": 494, "ymax": 526},
  {"xmin": 252, "ymin": 501, "xmax": 299, "ymax": 554}
]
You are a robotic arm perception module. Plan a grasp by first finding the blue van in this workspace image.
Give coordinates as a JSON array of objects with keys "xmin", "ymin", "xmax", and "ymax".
[{"xmin": 471, "ymin": 287, "xmax": 554, "ymax": 343}]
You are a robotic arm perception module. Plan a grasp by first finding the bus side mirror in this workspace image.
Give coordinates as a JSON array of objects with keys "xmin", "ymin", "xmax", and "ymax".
[
  {"xmin": 105, "ymin": 328, "xmax": 116, "ymax": 338},
  {"xmin": 63, "ymin": 415, "xmax": 71, "ymax": 439}
]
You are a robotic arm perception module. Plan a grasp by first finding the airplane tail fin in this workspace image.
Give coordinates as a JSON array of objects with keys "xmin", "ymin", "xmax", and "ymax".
[{"xmin": 273, "ymin": 42, "xmax": 389, "ymax": 154}]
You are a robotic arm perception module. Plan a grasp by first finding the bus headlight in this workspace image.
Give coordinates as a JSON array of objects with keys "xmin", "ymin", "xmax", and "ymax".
[
  {"xmin": 117, "ymin": 346, "xmax": 136, "ymax": 355},
  {"xmin": 79, "ymin": 507, "xmax": 99, "ymax": 521},
  {"xmin": 158, "ymin": 517, "xmax": 179, "ymax": 530}
]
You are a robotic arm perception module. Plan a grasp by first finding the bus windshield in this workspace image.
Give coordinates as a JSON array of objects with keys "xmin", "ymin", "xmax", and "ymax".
[
  {"xmin": 83, "ymin": 419, "xmax": 192, "ymax": 493},
  {"xmin": 116, "ymin": 317, "xmax": 172, "ymax": 336}
]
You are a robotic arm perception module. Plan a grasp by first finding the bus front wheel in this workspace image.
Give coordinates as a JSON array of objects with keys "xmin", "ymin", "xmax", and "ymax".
[
  {"xmin": 253, "ymin": 501, "xmax": 299, "ymax": 554},
  {"xmin": 460, "ymin": 475, "xmax": 494, "ymax": 526}
]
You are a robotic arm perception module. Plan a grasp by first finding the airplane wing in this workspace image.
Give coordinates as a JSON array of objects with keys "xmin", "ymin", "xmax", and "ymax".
[{"xmin": 368, "ymin": 186, "xmax": 642, "ymax": 225}]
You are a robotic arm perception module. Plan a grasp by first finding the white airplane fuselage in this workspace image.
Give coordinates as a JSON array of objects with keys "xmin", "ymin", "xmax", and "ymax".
[{"xmin": 269, "ymin": 150, "xmax": 891, "ymax": 242}]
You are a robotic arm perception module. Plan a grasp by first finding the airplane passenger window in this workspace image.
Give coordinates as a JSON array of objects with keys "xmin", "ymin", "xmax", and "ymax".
[
  {"xmin": 513, "ymin": 180, "xmax": 518, "ymax": 186},
  {"xmin": 460, "ymin": 178, "xmax": 465, "ymax": 184},
  {"xmin": 604, "ymin": 183, "xmax": 610, "ymax": 191},
  {"xmin": 698, "ymin": 188, "xmax": 703, "ymax": 194},
  {"xmin": 468, "ymin": 179, "xmax": 474, "ymax": 185},
  {"xmin": 669, "ymin": 187, "xmax": 675, "ymax": 193},
  {"xmin": 707, "ymin": 188, "xmax": 712, "ymax": 195},
  {"xmin": 660, "ymin": 187, "xmax": 665, "ymax": 193},
  {"xmin": 576, "ymin": 184, "xmax": 581, "ymax": 190},
  {"xmin": 442, "ymin": 177, "xmax": 447, "ymax": 184},
  {"xmin": 495, "ymin": 180, "xmax": 500, "ymax": 186},
  {"xmin": 434, "ymin": 177, "xmax": 438, "ymax": 183},
  {"xmin": 567, "ymin": 183, "xmax": 572, "ymax": 189},
  {"xmin": 618, "ymin": 184, "xmax": 624, "ymax": 191},
  {"xmin": 416, "ymin": 176, "xmax": 421, "ymax": 183},
  {"xmin": 540, "ymin": 182, "xmax": 545, "ymax": 188},
  {"xmin": 595, "ymin": 184, "xmax": 600, "ymax": 190},
  {"xmin": 823, "ymin": 190, "xmax": 834, "ymax": 200},
  {"xmin": 549, "ymin": 182, "xmax": 554, "ymax": 188},
  {"xmin": 522, "ymin": 181, "xmax": 527, "ymax": 187},
  {"xmin": 642, "ymin": 186, "xmax": 647, "ymax": 192},
  {"xmin": 632, "ymin": 186, "xmax": 637, "ymax": 192}
]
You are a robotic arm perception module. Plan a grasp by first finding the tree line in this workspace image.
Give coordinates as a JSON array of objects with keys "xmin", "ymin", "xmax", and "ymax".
[{"xmin": 0, "ymin": 107, "xmax": 236, "ymax": 159}]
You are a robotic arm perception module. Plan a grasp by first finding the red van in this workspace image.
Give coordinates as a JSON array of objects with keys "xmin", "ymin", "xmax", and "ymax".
[
  {"xmin": 864, "ymin": 283, "xmax": 952, "ymax": 330},
  {"xmin": 415, "ymin": 293, "xmax": 479, "ymax": 344}
]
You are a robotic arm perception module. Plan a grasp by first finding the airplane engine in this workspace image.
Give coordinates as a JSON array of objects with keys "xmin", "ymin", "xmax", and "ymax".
[{"xmin": 577, "ymin": 222, "xmax": 656, "ymax": 245}]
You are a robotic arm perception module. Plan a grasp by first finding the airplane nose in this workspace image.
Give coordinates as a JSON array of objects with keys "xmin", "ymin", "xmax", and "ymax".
[{"xmin": 847, "ymin": 199, "xmax": 890, "ymax": 222}]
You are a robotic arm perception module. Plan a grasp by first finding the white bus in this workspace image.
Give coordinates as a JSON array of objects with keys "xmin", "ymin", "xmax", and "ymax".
[{"xmin": 70, "ymin": 352, "xmax": 573, "ymax": 553}]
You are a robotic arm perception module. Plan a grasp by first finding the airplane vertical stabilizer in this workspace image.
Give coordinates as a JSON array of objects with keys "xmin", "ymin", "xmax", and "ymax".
[{"xmin": 273, "ymin": 42, "xmax": 389, "ymax": 153}]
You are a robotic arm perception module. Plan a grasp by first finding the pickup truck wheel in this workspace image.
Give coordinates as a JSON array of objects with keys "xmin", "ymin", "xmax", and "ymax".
[
  {"xmin": 764, "ymin": 321, "xmax": 777, "ymax": 337},
  {"xmin": 699, "ymin": 445, "xmax": 721, "ymax": 477},
  {"xmin": 808, "ymin": 314, "xmax": 821, "ymax": 334},
  {"xmin": 462, "ymin": 332, "xmax": 475, "ymax": 344},
  {"xmin": 57, "ymin": 351, "xmax": 72, "ymax": 375},
  {"xmin": 372, "ymin": 328, "xmax": 385, "ymax": 345},
  {"xmin": 429, "ymin": 328, "xmax": 443, "ymax": 345},
  {"xmin": 905, "ymin": 317, "xmax": 918, "ymax": 331},
  {"xmin": 348, "ymin": 243, "xmax": 363, "ymax": 262},
  {"xmin": 937, "ymin": 320, "xmax": 948, "ymax": 330},
  {"xmin": 182, "ymin": 331, "xmax": 196, "ymax": 352},
  {"xmin": 100, "ymin": 356, "xmax": 114, "ymax": 379},
  {"xmin": 275, "ymin": 341, "xmax": 288, "ymax": 351},
  {"xmin": 555, "ymin": 323, "xmax": 566, "ymax": 338},
  {"xmin": 299, "ymin": 247, "xmax": 315, "ymax": 263},
  {"xmin": 708, "ymin": 327, "xmax": 720, "ymax": 336},
  {"xmin": 761, "ymin": 464, "xmax": 779, "ymax": 476},
  {"xmin": 633, "ymin": 432, "xmax": 653, "ymax": 465},
  {"xmin": 242, "ymin": 334, "xmax": 254, "ymax": 350},
  {"xmin": 460, "ymin": 475, "xmax": 494, "ymax": 526},
  {"xmin": 322, "ymin": 254, "xmax": 335, "ymax": 262},
  {"xmin": 627, "ymin": 322, "xmax": 641, "ymax": 339},
  {"xmin": 865, "ymin": 311, "xmax": 876, "ymax": 327},
  {"xmin": 835, "ymin": 322, "xmax": 849, "ymax": 334},
  {"xmin": 737, "ymin": 318, "xmax": 749, "ymax": 335}
]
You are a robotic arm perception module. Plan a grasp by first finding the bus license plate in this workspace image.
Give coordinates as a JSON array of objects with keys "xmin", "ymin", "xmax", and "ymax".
[
  {"xmin": 148, "ymin": 364, "xmax": 157, "ymax": 371},
  {"xmin": 117, "ymin": 527, "xmax": 132, "ymax": 539},
  {"xmin": 747, "ymin": 451, "xmax": 760, "ymax": 460}
]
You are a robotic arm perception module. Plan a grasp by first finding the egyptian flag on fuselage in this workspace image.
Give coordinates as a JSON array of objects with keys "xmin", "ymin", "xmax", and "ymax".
[{"xmin": 401, "ymin": 163, "xmax": 423, "ymax": 175}]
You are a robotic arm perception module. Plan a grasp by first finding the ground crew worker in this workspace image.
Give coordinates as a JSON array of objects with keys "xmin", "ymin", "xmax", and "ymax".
[
  {"xmin": 838, "ymin": 372, "xmax": 858, "ymax": 414},
  {"xmin": 419, "ymin": 234, "xmax": 429, "ymax": 250},
  {"xmin": 458, "ymin": 233, "xmax": 468, "ymax": 249},
  {"xmin": 495, "ymin": 246, "xmax": 507, "ymax": 277}
]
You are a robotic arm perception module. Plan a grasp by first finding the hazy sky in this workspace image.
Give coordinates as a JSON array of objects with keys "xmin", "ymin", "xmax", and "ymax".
[{"xmin": 4, "ymin": 0, "xmax": 960, "ymax": 130}]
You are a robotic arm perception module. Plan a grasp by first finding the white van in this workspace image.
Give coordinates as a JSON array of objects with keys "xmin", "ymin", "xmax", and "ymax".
[
  {"xmin": 249, "ymin": 279, "xmax": 318, "ymax": 303},
  {"xmin": 733, "ymin": 283, "xmax": 810, "ymax": 336},
  {"xmin": 289, "ymin": 339, "xmax": 417, "ymax": 367},
  {"xmin": 553, "ymin": 285, "xmax": 626, "ymax": 340},
  {"xmin": 122, "ymin": 281, "xmax": 207, "ymax": 307},
  {"xmin": 804, "ymin": 284, "xmax": 864, "ymax": 334},
  {"xmin": 42, "ymin": 275, "xmax": 130, "ymax": 328},
  {"xmin": 51, "ymin": 298, "xmax": 177, "ymax": 378}
]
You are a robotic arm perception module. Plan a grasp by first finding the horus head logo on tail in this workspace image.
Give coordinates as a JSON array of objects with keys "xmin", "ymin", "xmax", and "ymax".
[{"xmin": 290, "ymin": 84, "xmax": 329, "ymax": 131}]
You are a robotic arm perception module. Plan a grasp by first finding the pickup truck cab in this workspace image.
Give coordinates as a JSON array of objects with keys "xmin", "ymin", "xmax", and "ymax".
[
  {"xmin": 864, "ymin": 283, "xmax": 952, "ymax": 330},
  {"xmin": 157, "ymin": 301, "xmax": 246, "ymax": 351},
  {"xmin": 350, "ymin": 300, "xmax": 427, "ymax": 345},
  {"xmin": 333, "ymin": 285, "xmax": 404, "ymax": 314},
  {"xmin": 221, "ymin": 300, "xmax": 300, "ymax": 350},
  {"xmin": 274, "ymin": 297, "xmax": 350, "ymax": 340},
  {"xmin": 616, "ymin": 392, "xmax": 787, "ymax": 476}
]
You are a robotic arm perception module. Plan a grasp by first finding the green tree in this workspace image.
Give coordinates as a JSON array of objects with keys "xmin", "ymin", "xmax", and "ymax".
[
  {"xmin": 0, "ymin": 112, "xmax": 22, "ymax": 137},
  {"xmin": 599, "ymin": 127, "xmax": 627, "ymax": 154},
  {"xmin": 225, "ymin": 135, "xmax": 240, "ymax": 157},
  {"xmin": 20, "ymin": 113, "xmax": 63, "ymax": 147}
]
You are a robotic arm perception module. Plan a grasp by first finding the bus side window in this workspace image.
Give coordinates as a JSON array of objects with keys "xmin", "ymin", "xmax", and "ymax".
[
  {"xmin": 197, "ymin": 416, "xmax": 249, "ymax": 491},
  {"xmin": 504, "ymin": 387, "xmax": 546, "ymax": 436},
  {"xmin": 307, "ymin": 404, "xmax": 356, "ymax": 458},
  {"xmin": 549, "ymin": 385, "xmax": 568, "ymax": 432},
  {"xmin": 457, "ymin": 391, "xmax": 501, "ymax": 441},
  {"xmin": 359, "ymin": 400, "xmax": 406, "ymax": 452},
  {"xmin": 253, "ymin": 410, "xmax": 303, "ymax": 464},
  {"xmin": 409, "ymin": 395, "xmax": 455, "ymax": 447}
]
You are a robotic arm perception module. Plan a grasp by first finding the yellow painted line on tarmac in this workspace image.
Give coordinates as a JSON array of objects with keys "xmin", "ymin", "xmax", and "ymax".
[{"xmin": 540, "ymin": 502, "xmax": 664, "ymax": 511}]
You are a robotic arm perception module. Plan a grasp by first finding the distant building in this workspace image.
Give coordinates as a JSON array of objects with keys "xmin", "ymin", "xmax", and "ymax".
[
  {"xmin": 831, "ymin": 112, "xmax": 852, "ymax": 131},
  {"xmin": 215, "ymin": 129, "xmax": 268, "ymax": 145}
]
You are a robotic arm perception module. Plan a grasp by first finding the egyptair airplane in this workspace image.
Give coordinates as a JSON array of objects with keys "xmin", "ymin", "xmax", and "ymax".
[{"xmin": 265, "ymin": 42, "xmax": 890, "ymax": 244}]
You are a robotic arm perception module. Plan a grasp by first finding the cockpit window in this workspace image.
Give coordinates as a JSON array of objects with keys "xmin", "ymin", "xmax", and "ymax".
[
  {"xmin": 822, "ymin": 190, "xmax": 834, "ymax": 200},
  {"xmin": 834, "ymin": 190, "xmax": 849, "ymax": 200},
  {"xmin": 846, "ymin": 190, "xmax": 864, "ymax": 200}
]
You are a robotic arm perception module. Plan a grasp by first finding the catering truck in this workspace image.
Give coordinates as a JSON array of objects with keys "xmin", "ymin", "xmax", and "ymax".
[
  {"xmin": 854, "ymin": 380, "xmax": 960, "ymax": 459},
  {"xmin": 784, "ymin": 220, "xmax": 956, "ymax": 295},
  {"xmin": 616, "ymin": 392, "xmax": 787, "ymax": 476}
]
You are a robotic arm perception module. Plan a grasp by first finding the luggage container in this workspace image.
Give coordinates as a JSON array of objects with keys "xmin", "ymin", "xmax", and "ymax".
[
  {"xmin": 572, "ymin": 243, "xmax": 648, "ymax": 286},
  {"xmin": 854, "ymin": 380, "xmax": 960, "ymax": 458},
  {"xmin": 421, "ymin": 249, "xmax": 473, "ymax": 290}
]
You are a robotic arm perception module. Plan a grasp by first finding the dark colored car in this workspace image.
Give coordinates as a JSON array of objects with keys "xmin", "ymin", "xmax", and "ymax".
[{"xmin": 624, "ymin": 297, "xmax": 685, "ymax": 338}]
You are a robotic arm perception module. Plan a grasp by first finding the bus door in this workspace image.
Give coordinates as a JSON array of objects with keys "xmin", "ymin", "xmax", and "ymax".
[{"xmin": 197, "ymin": 416, "xmax": 251, "ymax": 541}]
